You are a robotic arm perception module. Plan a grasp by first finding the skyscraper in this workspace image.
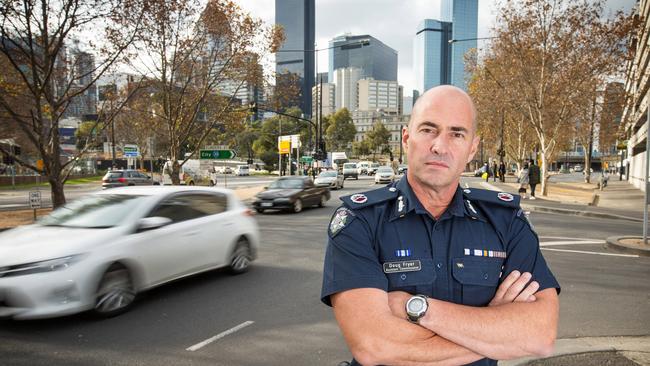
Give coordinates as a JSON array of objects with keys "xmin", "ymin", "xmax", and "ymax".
[
  {"xmin": 333, "ymin": 67, "xmax": 362, "ymax": 111},
  {"xmin": 413, "ymin": 19, "xmax": 452, "ymax": 95},
  {"xmin": 444, "ymin": 0, "xmax": 478, "ymax": 90},
  {"xmin": 328, "ymin": 34, "xmax": 397, "ymax": 82},
  {"xmin": 275, "ymin": 0, "xmax": 315, "ymax": 116}
]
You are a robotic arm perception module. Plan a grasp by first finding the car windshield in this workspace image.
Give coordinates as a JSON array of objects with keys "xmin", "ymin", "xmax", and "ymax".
[
  {"xmin": 318, "ymin": 172, "xmax": 337, "ymax": 178},
  {"xmin": 343, "ymin": 163, "xmax": 356, "ymax": 168},
  {"xmin": 268, "ymin": 179, "xmax": 304, "ymax": 189},
  {"xmin": 371, "ymin": 163, "xmax": 380, "ymax": 168},
  {"xmin": 378, "ymin": 167, "xmax": 393, "ymax": 173},
  {"xmin": 106, "ymin": 171, "xmax": 123, "ymax": 178},
  {"xmin": 39, "ymin": 194, "xmax": 147, "ymax": 228}
]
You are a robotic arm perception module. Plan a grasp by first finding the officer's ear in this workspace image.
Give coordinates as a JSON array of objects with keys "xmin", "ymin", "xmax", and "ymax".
[
  {"xmin": 402, "ymin": 125, "xmax": 410, "ymax": 152},
  {"xmin": 467, "ymin": 135, "xmax": 480, "ymax": 164}
]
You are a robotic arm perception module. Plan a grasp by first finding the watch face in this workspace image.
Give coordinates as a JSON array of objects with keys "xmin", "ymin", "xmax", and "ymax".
[{"xmin": 407, "ymin": 297, "xmax": 425, "ymax": 313}]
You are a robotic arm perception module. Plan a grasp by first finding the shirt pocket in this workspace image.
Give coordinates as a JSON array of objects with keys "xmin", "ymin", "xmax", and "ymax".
[
  {"xmin": 452, "ymin": 257, "xmax": 503, "ymax": 307},
  {"xmin": 386, "ymin": 258, "xmax": 436, "ymax": 293}
]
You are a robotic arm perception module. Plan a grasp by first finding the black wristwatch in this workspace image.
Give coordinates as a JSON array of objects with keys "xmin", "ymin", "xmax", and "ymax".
[{"xmin": 406, "ymin": 295, "xmax": 428, "ymax": 323}]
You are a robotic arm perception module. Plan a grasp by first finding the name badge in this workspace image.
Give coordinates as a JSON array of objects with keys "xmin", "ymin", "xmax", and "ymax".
[{"xmin": 383, "ymin": 260, "xmax": 422, "ymax": 273}]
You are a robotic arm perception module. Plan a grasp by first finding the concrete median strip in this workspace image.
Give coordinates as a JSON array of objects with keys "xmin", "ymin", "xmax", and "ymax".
[{"xmin": 186, "ymin": 321, "xmax": 255, "ymax": 352}]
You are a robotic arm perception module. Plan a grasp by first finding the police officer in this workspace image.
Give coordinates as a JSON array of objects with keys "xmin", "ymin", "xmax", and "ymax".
[{"xmin": 321, "ymin": 86, "xmax": 560, "ymax": 366}]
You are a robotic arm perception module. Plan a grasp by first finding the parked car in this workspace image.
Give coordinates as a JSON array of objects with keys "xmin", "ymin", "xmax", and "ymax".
[
  {"xmin": 315, "ymin": 170, "xmax": 344, "ymax": 190},
  {"xmin": 374, "ymin": 166, "xmax": 396, "ymax": 184},
  {"xmin": 162, "ymin": 160, "xmax": 216, "ymax": 186},
  {"xmin": 356, "ymin": 161, "xmax": 371, "ymax": 175},
  {"xmin": 573, "ymin": 165, "xmax": 583, "ymax": 172},
  {"xmin": 235, "ymin": 165, "xmax": 250, "ymax": 176},
  {"xmin": 342, "ymin": 163, "xmax": 359, "ymax": 180},
  {"xmin": 252, "ymin": 176, "xmax": 330, "ymax": 213},
  {"xmin": 102, "ymin": 169, "xmax": 158, "ymax": 189},
  {"xmin": 0, "ymin": 186, "xmax": 259, "ymax": 320}
]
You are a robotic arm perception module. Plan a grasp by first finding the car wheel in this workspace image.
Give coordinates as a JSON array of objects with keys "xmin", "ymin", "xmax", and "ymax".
[
  {"xmin": 292, "ymin": 199, "xmax": 303, "ymax": 213},
  {"xmin": 319, "ymin": 194, "xmax": 327, "ymax": 208},
  {"xmin": 229, "ymin": 237, "xmax": 252, "ymax": 275},
  {"xmin": 255, "ymin": 208, "xmax": 264, "ymax": 214},
  {"xmin": 188, "ymin": 181, "xmax": 195, "ymax": 186},
  {"xmin": 94, "ymin": 264, "xmax": 135, "ymax": 317}
]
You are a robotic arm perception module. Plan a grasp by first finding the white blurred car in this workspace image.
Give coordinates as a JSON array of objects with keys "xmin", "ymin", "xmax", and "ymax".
[
  {"xmin": 0, "ymin": 186, "xmax": 259, "ymax": 320},
  {"xmin": 314, "ymin": 170, "xmax": 344, "ymax": 190},
  {"xmin": 374, "ymin": 166, "xmax": 396, "ymax": 184}
]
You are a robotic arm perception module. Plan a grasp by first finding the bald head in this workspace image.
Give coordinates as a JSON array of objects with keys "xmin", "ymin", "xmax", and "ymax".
[{"xmin": 409, "ymin": 85, "xmax": 477, "ymax": 133}]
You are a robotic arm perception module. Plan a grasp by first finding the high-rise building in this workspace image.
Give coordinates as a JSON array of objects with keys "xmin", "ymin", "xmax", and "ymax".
[
  {"xmin": 312, "ymin": 83, "xmax": 336, "ymax": 118},
  {"xmin": 61, "ymin": 46, "xmax": 97, "ymax": 119},
  {"xmin": 357, "ymin": 79, "xmax": 402, "ymax": 115},
  {"xmin": 275, "ymin": 0, "xmax": 315, "ymax": 116},
  {"xmin": 334, "ymin": 67, "xmax": 362, "ymax": 111},
  {"xmin": 317, "ymin": 72, "xmax": 329, "ymax": 84},
  {"xmin": 402, "ymin": 96, "xmax": 414, "ymax": 115},
  {"xmin": 413, "ymin": 19, "xmax": 452, "ymax": 95},
  {"xmin": 443, "ymin": 0, "xmax": 478, "ymax": 90},
  {"xmin": 328, "ymin": 34, "xmax": 397, "ymax": 83}
]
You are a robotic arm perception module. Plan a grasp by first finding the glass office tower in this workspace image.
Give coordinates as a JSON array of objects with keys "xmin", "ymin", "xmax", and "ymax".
[
  {"xmin": 275, "ymin": 0, "xmax": 315, "ymax": 116},
  {"xmin": 444, "ymin": 0, "xmax": 478, "ymax": 90},
  {"xmin": 413, "ymin": 19, "xmax": 452, "ymax": 95},
  {"xmin": 328, "ymin": 34, "xmax": 397, "ymax": 82}
]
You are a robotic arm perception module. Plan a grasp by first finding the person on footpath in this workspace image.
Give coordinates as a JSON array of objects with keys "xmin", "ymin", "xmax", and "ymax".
[
  {"xmin": 528, "ymin": 159, "xmax": 541, "ymax": 200},
  {"xmin": 499, "ymin": 161, "xmax": 506, "ymax": 183},
  {"xmin": 322, "ymin": 85, "xmax": 560, "ymax": 366},
  {"xmin": 518, "ymin": 162, "xmax": 530, "ymax": 199},
  {"xmin": 492, "ymin": 161, "xmax": 498, "ymax": 182}
]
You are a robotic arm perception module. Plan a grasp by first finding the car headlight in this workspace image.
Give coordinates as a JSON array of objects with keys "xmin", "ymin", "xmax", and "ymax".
[{"xmin": 0, "ymin": 255, "xmax": 85, "ymax": 278}]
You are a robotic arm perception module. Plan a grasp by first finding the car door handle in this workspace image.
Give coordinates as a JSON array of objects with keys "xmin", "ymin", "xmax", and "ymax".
[{"xmin": 184, "ymin": 231, "xmax": 200, "ymax": 237}]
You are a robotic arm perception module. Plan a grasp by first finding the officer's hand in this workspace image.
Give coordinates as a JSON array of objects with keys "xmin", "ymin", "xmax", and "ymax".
[
  {"xmin": 387, "ymin": 291, "xmax": 411, "ymax": 319},
  {"xmin": 489, "ymin": 270, "xmax": 539, "ymax": 307}
]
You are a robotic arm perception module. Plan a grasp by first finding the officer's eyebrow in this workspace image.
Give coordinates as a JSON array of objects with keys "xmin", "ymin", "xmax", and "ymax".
[{"xmin": 417, "ymin": 121, "xmax": 469, "ymax": 134}]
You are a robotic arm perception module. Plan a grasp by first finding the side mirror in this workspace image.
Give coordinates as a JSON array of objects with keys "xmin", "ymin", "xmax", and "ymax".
[{"xmin": 136, "ymin": 216, "xmax": 172, "ymax": 232}]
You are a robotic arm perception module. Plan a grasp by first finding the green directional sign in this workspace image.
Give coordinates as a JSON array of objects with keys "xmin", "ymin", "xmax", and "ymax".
[
  {"xmin": 300, "ymin": 156, "xmax": 313, "ymax": 163},
  {"xmin": 200, "ymin": 149, "xmax": 237, "ymax": 160}
]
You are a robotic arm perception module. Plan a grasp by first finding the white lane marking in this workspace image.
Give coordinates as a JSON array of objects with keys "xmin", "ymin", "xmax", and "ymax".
[
  {"xmin": 541, "ymin": 248, "xmax": 638, "ymax": 258},
  {"xmin": 539, "ymin": 236, "xmax": 602, "ymax": 240},
  {"xmin": 186, "ymin": 321, "xmax": 254, "ymax": 351},
  {"xmin": 480, "ymin": 182, "xmax": 501, "ymax": 191},
  {"xmin": 540, "ymin": 240, "xmax": 606, "ymax": 246}
]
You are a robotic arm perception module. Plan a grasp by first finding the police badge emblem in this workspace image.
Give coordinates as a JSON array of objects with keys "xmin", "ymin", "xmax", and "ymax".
[{"xmin": 350, "ymin": 194, "xmax": 368, "ymax": 204}]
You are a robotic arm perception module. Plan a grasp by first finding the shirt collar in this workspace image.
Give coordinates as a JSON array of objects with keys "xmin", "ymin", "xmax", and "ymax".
[{"xmin": 391, "ymin": 177, "xmax": 467, "ymax": 221}]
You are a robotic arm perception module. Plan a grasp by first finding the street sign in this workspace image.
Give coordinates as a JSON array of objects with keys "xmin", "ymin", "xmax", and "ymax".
[
  {"xmin": 300, "ymin": 156, "xmax": 313, "ymax": 163},
  {"xmin": 29, "ymin": 191, "xmax": 41, "ymax": 209},
  {"xmin": 279, "ymin": 140, "xmax": 291, "ymax": 154},
  {"xmin": 124, "ymin": 144, "xmax": 139, "ymax": 157},
  {"xmin": 199, "ymin": 149, "xmax": 237, "ymax": 160}
]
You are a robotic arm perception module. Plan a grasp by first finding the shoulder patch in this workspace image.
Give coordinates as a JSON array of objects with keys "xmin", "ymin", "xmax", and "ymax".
[
  {"xmin": 340, "ymin": 186, "xmax": 399, "ymax": 209},
  {"xmin": 462, "ymin": 188, "xmax": 521, "ymax": 208},
  {"xmin": 329, "ymin": 207, "xmax": 356, "ymax": 237}
]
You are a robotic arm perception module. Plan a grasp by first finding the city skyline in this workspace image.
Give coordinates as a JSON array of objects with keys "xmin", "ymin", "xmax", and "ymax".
[{"xmin": 239, "ymin": 0, "xmax": 636, "ymax": 95}]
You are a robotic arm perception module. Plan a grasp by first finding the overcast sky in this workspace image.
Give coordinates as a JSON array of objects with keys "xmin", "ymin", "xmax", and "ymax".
[{"xmin": 238, "ymin": 0, "xmax": 636, "ymax": 94}]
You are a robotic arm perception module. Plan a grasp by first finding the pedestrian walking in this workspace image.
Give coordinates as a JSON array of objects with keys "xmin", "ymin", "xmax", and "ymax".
[
  {"xmin": 528, "ymin": 159, "xmax": 541, "ymax": 200},
  {"xmin": 499, "ymin": 161, "xmax": 506, "ymax": 183},
  {"xmin": 322, "ymin": 85, "xmax": 559, "ymax": 366},
  {"xmin": 492, "ymin": 161, "xmax": 498, "ymax": 182},
  {"xmin": 482, "ymin": 161, "xmax": 490, "ymax": 182},
  {"xmin": 518, "ymin": 163, "xmax": 530, "ymax": 199}
]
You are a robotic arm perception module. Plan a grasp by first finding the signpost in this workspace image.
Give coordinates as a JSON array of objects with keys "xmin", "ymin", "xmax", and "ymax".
[
  {"xmin": 124, "ymin": 144, "xmax": 139, "ymax": 157},
  {"xmin": 199, "ymin": 149, "xmax": 237, "ymax": 160},
  {"xmin": 29, "ymin": 191, "xmax": 41, "ymax": 221}
]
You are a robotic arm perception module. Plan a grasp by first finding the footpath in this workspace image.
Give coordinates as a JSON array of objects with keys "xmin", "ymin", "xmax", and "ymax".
[{"xmin": 473, "ymin": 173, "xmax": 650, "ymax": 366}]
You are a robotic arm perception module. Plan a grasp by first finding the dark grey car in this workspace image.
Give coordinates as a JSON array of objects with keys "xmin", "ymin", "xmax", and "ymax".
[{"xmin": 102, "ymin": 169, "xmax": 158, "ymax": 189}]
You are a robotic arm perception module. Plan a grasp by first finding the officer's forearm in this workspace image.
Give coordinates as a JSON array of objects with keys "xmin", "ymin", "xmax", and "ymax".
[
  {"xmin": 332, "ymin": 289, "xmax": 484, "ymax": 365},
  {"xmin": 419, "ymin": 288, "xmax": 559, "ymax": 360}
]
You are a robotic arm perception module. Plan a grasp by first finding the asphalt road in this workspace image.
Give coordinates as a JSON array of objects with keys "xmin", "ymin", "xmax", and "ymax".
[{"xmin": 0, "ymin": 176, "xmax": 648, "ymax": 366}]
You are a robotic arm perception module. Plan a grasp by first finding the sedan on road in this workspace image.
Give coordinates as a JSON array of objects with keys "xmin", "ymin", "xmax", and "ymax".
[
  {"xmin": 374, "ymin": 166, "xmax": 396, "ymax": 184},
  {"xmin": 314, "ymin": 170, "xmax": 344, "ymax": 190},
  {"xmin": 252, "ymin": 176, "xmax": 330, "ymax": 214},
  {"xmin": 102, "ymin": 169, "xmax": 159, "ymax": 189},
  {"xmin": 0, "ymin": 186, "xmax": 259, "ymax": 320}
]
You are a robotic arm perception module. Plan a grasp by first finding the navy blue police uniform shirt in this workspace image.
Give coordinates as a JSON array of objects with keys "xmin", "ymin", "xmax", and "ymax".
[{"xmin": 321, "ymin": 177, "xmax": 560, "ymax": 366}]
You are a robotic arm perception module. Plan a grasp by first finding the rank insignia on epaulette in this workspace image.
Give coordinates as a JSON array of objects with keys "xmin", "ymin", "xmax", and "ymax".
[{"xmin": 329, "ymin": 207, "xmax": 354, "ymax": 237}]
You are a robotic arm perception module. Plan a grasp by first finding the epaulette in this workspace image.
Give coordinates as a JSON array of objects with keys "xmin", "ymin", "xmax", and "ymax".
[
  {"xmin": 340, "ymin": 185, "xmax": 399, "ymax": 210},
  {"xmin": 461, "ymin": 187, "xmax": 521, "ymax": 209}
]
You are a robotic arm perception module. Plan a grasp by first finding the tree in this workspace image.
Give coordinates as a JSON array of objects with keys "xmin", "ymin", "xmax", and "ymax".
[
  {"xmin": 325, "ymin": 108, "xmax": 357, "ymax": 152},
  {"xmin": 235, "ymin": 126, "xmax": 260, "ymax": 163},
  {"xmin": 76, "ymin": 121, "xmax": 105, "ymax": 151},
  {"xmin": 130, "ymin": 0, "xmax": 282, "ymax": 184},
  {"xmin": 366, "ymin": 121, "xmax": 391, "ymax": 161},
  {"xmin": 470, "ymin": 0, "xmax": 635, "ymax": 194},
  {"xmin": 352, "ymin": 140, "xmax": 371, "ymax": 158},
  {"xmin": 0, "ymin": 0, "xmax": 143, "ymax": 207}
]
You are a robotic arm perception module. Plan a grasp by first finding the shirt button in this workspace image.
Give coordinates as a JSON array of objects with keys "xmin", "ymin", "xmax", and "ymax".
[
  {"xmin": 436, "ymin": 263, "xmax": 442, "ymax": 269},
  {"xmin": 400, "ymin": 274, "xmax": 407, "ymax": 280}
]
